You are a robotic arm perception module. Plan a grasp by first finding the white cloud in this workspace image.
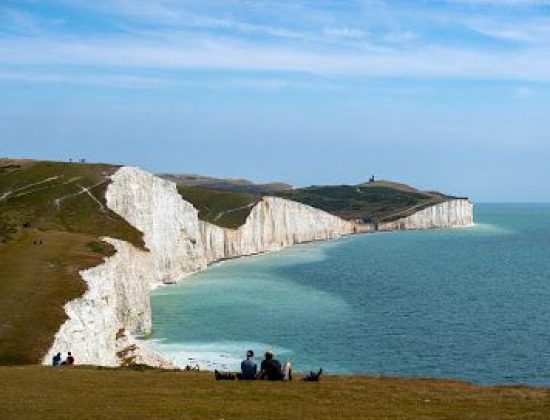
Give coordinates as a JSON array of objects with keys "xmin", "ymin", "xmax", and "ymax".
[
  {"xmin": 324, "ymin": 27, "xmax": 367, "ymax": 39},
  {"xmin": 0, "ymin": 70, "xmax": 169, "ymax": 88},
  {"xmin": 1, "ymin": 35, "xmax": 550, "ymax": 82}
]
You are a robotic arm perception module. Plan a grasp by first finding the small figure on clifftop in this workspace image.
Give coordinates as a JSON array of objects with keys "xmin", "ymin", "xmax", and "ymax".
[
  {"xmin": 61, "ymin": 351, "xmax": 74, "ymax": 365},
  {"xmin": 52, "ymin": 352, "xmax": 62, "ymax": 367}
]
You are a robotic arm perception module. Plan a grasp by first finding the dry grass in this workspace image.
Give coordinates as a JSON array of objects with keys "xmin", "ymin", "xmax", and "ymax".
[
  {"xmin": 1, "ymin": 366, "xmax": 550, "ymax": 419},
  {"xmin": 0, "ymin": 230, "xmax": 109, "ymax": 364}
]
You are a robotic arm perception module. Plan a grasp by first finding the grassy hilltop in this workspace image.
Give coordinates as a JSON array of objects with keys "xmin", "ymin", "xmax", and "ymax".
[
  {"xmin": 2, "ymin": 366, "xmax": 549, "ymax": 420},
  {"xmin": 274, "ymin": 180, "xmax": 459, "ymax": 223},
  {"xmin": 164, "ymin": 174, "xmax": 461, "ymax": 225}
]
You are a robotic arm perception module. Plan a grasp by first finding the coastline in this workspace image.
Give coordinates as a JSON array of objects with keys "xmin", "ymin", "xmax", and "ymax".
[
  {"xmin": 138, "ymin": 224, "xmax": 478, "ymax": 373},
  {"xmin": 43, "ymin": 166, "xmax": 475, "ymax": 369}
]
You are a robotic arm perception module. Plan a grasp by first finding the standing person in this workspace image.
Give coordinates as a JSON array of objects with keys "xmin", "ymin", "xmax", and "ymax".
[
  {"xmin": 52, "ymin": 352, "xmax": 62, "ymax": 367},
  {"xmin": 257, "ymin": 351, "xmax": 292, "ymax": 381},
  {"xmin": 239, "ymin": 350, "xmax": 257, "ymax": 380}
]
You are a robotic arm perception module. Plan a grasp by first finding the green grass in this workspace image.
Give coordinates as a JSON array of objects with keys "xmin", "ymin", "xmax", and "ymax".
[
  {"xmin": 0, "ymin": 159, "xmax": 143, "ymax": 365},
  {"xmin": 0, "ymin": 160, "xmax": 143, "ymax": 246},
  {"xmin": 2, "ymin": 366, "xmax": 550, "ymax": 419},
  {"xmin": 176, "ymin": 186, "xmax": 260, "ymax": 228},
  {"xmin": 275, "ymin": 181, "xmax": 452, "ymax": 222}
]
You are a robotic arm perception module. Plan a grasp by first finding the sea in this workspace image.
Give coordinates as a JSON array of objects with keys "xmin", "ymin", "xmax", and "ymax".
[{"xmin": 143, "ymin": 204, "xmax": 550, "ymax": 386}]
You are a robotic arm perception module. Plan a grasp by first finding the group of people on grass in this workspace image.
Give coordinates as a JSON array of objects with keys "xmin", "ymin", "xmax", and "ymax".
[
  {"xmin": 51, "ymin": 351, "xmax": 74, "ymax": 367},
  {"xmin": 215, "ymin": 350, "xmax": 293, "ymax": 381}
]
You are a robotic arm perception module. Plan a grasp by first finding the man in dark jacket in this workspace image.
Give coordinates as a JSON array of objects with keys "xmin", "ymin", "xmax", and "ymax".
[
  {"xmin": 257, "ymin": 351, "xmax": 292, "ymax": 381},
  {"xmin": 240, "ymin": 350, "xmax": 257, "ymax": 380}
]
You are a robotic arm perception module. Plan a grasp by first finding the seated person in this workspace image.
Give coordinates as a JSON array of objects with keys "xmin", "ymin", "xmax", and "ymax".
[
  {"xmin": 62, "ymin": 351, "xmax": 74, "ymax": 365},
  {"xmin": 52, "ymin": 352, "xmax": 62, "ymax": 367},
  {"xmin": 257, "ymin": 351, "xmax": 292, "ymax": 381},
  {"xmin": 239, "ymin": 350, "xmax": 257, "ymax": 380}
]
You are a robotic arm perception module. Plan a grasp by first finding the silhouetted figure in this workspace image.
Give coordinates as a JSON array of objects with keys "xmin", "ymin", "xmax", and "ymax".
[
  {"xmin": 303, "ymin": 368, "xmax": 323, "ymax": 382},
  {"xmin": 62, "ymin": 351, "xmax": 74, "ymax": 365},
  {"xmin": 239, "ymin": 350, "xmax": 257, "ymax": 380},
  {"xmin": 214, "ymin": 370, "xmax": 236, "ymax": 380},
  {"xmin": 257, "ymin": 351, "xmax": 292, "ymax": 381},
  {"xmin": 52, "ymin": 352, "xmax": 62, "ymax": 367}
]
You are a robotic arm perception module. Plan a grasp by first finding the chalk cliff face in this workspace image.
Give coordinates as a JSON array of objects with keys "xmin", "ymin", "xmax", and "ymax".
[
  {"xmin": 44, "ymin": 167, "xmax": 474, "ymax": 367},
  {"xmin": 200, "ymin": 196, "xmax": 356, "ymax": 263},
  {"xmin": 378, "ymin": 199, "xmax": 474, "ymax": 231},
  {"xmin": 44, "ymin": 167, "xmax": 355, "ymax": 366}
]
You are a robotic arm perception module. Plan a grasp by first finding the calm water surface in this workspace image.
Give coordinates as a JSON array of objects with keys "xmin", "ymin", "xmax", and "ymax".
[{"xmin": 145, "ymin": 204, "xmax": 550, "ymax": 385}]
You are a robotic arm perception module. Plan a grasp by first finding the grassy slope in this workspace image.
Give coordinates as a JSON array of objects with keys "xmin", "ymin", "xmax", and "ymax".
[
  {"xmin": 275, "ymin": 180, "xmax": 455, "ymax": 222},
  {"xmin": 174, "ymin": 179, "xmax": 459, "ymax": 229},
  {"xmin": 161, "ymin": 173, "xmax": 292, "ymax": 194},
  {"xmin": 0, "ymin": 160, "xmax": 143, "ymax": 364},
  {"xmin": 176, "ymin": 186, "xmax": 260, "ymax": 228},
  {"xmin": 2, "ymin": 367, "xmax": 550, "ymax": 419}
]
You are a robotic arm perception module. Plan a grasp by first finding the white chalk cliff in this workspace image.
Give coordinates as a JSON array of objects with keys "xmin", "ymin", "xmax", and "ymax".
[
  {"xmin": 378, "ymin": 199, "xmax": 474, "ymax": 231},
  {"xmin": 43, "ymin": 167, "xmax": 473, "ymax": 367}
]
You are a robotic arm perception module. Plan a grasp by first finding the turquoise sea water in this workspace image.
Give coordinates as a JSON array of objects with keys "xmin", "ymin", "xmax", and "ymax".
[{"xmin": 145, "ymin": 204, "xmax": 550, "ymax": 385}]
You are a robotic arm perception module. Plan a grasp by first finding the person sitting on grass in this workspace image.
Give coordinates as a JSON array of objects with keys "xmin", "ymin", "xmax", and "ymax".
[
  {"xmin": 52, "ymin": 352, "xmax": 62, "ymax": 367},
  {"xmin": 61, "ymin": 352, "xmax": 74, "ymax": 365},
  {"xmin": 257, "ymin": 351, "xmax": 292, "ymax": 381},
  {"xmin": 238, "ymin": 350, "xmax": 257, "ymax": 380}
]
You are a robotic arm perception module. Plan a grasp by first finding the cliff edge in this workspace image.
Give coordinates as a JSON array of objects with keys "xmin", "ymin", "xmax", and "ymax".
[{"xmin": 0, "ymin": 161, "xmax": 472, "ymax": 367}]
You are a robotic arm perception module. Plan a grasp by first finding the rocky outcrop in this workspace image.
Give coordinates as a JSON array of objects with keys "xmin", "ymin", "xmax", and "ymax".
[
  {"xmin": 378, "ymin": 199, "xmax": 474, "ymax": 231},
  {"xmin": 44, "ymin": 167, "xmax": 474, "ymax": 367}
]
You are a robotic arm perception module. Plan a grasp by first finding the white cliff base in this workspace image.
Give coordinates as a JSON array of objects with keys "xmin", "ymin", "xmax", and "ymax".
[{"xmin": 44, "ymin": 167, "xmax": 474, "ymax": 367}]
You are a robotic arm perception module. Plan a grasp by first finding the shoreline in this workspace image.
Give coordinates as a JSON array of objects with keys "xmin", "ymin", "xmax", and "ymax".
[{"xmin": 137, "ymin": 223, "xmax": 477, "ymax": 373}]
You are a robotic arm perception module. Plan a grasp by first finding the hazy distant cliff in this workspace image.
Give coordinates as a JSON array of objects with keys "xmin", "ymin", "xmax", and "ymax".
[{"xmin": 44, "ymin": 167, "xmax": 473, "ymax": 367}]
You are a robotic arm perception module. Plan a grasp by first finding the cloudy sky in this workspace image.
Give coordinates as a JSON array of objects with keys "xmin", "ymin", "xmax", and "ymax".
[{"xmin": 1, "ymin": 0, "xmax": 549, "ymax": 201}]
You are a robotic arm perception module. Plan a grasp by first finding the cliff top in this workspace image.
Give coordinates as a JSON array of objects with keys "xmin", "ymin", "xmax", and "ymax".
[
  {"xmin": 2, "ymin": 366, "xmax": 547, "ymax": 419},
  {"xmin": 273, "ymin": 182, "xmax": 458, "ymax": 223},
  {"xmin": 163, "ymin": 172, "xmax": 465, "ymax": 225},
  {"xmin": 0, "ymin": 159, "xmax": 143, "ymax": 364}
]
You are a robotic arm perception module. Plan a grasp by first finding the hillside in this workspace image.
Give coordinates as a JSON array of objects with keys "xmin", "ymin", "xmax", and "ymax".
[
  {"xmin": 176, "ymin": 186, "xmax": 260, "ymax": 228},
  {"xmin": 274, "ymin": 180, "xmax": 460, "ymax": 223},
  {"xmin": 160, "ymin": 173, "xmax": 292, "ymax": 194},
  {"xmin": 1, "ymin": 366, "xmax": 548, "ymax": 419},
  {"xmin": 166, "ymin": 174, "xmax": 463, "ymax": 226},
  {"xmin": 0, "ymin": 159, "xmax": 143, "ymax": 364}
]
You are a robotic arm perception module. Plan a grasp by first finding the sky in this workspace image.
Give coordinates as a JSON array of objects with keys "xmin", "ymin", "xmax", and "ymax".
[{"xmin": 1, "ymin": 0, "xmax": 549, "ymax": 201}]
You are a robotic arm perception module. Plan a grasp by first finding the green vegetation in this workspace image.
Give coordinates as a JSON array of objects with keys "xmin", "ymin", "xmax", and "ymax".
[
  {"xmin": 176, "ymin": 186, "xmax": 260, "ymax": 228},
  {"xmin": 2, "ymin": 366, "xmax": 549, "ymax": 419},
  {"xmin": 161, "ymin": 173, "xmax": 292, "ymax": 194},
  {"xmin": 275, "ymin": 180, "xmax": 453, "ymax": 222},
  {"xmin": 0, "ymin": 160, "xmax": 142, "ymax": 246},
  {"xmin": 0, "ymin": 159, "xmax": 143, "ymax": 364}
]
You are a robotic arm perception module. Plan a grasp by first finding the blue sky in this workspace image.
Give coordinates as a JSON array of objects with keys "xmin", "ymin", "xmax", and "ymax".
[{"xmin": 1, "ymin": 0, "xmax": 549, "ymax": 201}]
